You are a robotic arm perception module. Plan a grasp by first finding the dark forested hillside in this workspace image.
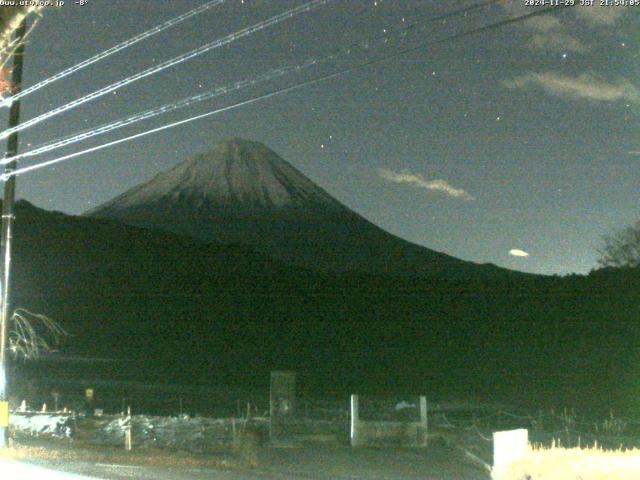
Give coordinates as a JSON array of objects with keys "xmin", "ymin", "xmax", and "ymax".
[{"xmin": 7, "ymin": 200, "xmax": 640, "ymax": 414}]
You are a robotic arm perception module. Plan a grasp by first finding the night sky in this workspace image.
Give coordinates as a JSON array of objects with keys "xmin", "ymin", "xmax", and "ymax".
[{"xmin": 3, "ymin": 0, "xmax": 638, "ymax": 275}]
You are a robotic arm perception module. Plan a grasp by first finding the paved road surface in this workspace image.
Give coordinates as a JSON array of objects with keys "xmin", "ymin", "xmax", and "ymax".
[
  {"xmin": 4, "ymin": 445, "xmax": 491, "ymax": 479},
  {"xmin": 0, "ymin": 459, "xmax": 98, "ymax": 479}
]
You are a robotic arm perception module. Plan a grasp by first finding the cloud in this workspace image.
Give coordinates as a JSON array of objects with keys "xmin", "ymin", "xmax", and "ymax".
[
  {"xmin": 628, "ymin": 151, "xmax": 640, "ymax": 156},
  {"xmin": 502, "ymin": 2, "xmax": 625, "ymax": 27},
  {"xmin": 377, "ymin": 168, "xmax": 472, "ymax": 200},
  {"xmin": 575, "ymin": 7, "xmax": 625, "ymax": 26},
  {"xmin": 503, "ymin": 72, "xmax": 640, "ymax": 104},
  {"xmin": 528, "ymin": 32, "xmax": 587, "ymax": 54},
  {"xmin": 526, "ymin": 15, "xmax": 562, "ymax": 33},
  {"xmin": 523, "ymin": 15, "xmax": 586, "ymax": 53},
  {"xmin": 509, "ymin": 249, "xmax": 530, "ymax": 258},
  {"xmin": 501, "ymin": 3, "xmax": 586, "ymax": 53},
  {"xmin": 502, "ymin": 4, "xmax": 626, "ymax": 54}
]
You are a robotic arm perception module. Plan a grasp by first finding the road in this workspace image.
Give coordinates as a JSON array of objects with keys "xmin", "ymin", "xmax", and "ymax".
[
  {"xmin": 0, "ymin": 459, "xmax": 98, "ymax": 479},
  {"xmin": 2, "ymin": 445, "xmax": 491, "ymax": 480}
]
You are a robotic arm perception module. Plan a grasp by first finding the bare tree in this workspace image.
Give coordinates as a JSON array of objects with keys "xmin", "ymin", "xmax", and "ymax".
[
  {"xmin": 8, "ymin": 308, "xmax": 67, "ymax": 360},
  {"xmin": 597, "ymin": 220, "xmax": 640, "ymax": 269},
  {"xmin": 0, "ymin": 6, "xmax": 42, "ymax": 63}
]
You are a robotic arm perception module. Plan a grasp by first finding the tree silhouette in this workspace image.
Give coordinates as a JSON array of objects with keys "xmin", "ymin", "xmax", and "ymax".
[
  {"xmin": 9, "ymin": 308, "xmax": 67, "ymax": 360},
  {"xmin": 597, "ymin": 221, "xmax": 640, "ymax": 269}
]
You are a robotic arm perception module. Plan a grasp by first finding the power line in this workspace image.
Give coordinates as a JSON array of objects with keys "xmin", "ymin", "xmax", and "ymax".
[
  {"xmin": 3, "ymin": 2, "xmax": 569, "ymax": 181},
  {"xmin": 2, "ymin": 82, "xmax": 336, "ymax": 179},
  {"xmin": 0, "ymin": 0, "xmax": 226, "ymax": 108},
  {"xmin": 7, "ymin": 63, "xmax": 312, "ymax": 163},
  {"xmin": 6, "ymin": 0, "xmax": 503, "ymax": 163},
  {"xmin": 0, "ymin": 0, "xmax": 330, "ymax": 141}
]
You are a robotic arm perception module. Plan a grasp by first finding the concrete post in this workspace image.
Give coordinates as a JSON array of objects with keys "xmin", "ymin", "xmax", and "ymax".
[
  {"xmin": 419, "ymin": 395, "xmax": 428, "ymax": 447},
  {"xmin": 269, "ymin": 371, "xmax": 296, "ymax": 443},
  {"xmin": 350, "ymin": 394, "xmax": 360, "ymax": 447},
  {"xmin": 124, "ymin": 406, "xmax": 132, "ymax": 451}
]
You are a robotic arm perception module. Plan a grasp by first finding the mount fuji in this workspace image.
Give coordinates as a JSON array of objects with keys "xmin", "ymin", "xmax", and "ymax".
[{"xmin": 86, "ymin": 137, "xmax": 495, "ymax": 276}]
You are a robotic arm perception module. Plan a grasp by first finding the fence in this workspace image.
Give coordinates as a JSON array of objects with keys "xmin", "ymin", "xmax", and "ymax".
[
  {"xmin": 350, "ymin": 394, "xmax": 428, "ymax": 447},
  {"xmin": 8, "ymin": 409, "xmax": 268, "ymax": 453},
  {"xmin": 17, "ymin": 373, "xmax": 640, "ymax": 456},
  {"xmin": 9, "ymin": 382, "xmax": 271, "ymax": 418}
]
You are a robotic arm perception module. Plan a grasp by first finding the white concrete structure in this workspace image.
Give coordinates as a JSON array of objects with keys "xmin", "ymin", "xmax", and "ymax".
[{"xmin": 492, "ymin": 428, "xmax": 528, "ymax": 477}]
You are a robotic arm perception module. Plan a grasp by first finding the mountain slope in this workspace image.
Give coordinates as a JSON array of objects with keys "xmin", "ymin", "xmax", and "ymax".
[
  {"xmin": 86, "ymin": 138, "xmax": 493, "ymax": 276},
  {"xmin": 7, "ymin": 200, "xmax": 640, "ymax": 413}
]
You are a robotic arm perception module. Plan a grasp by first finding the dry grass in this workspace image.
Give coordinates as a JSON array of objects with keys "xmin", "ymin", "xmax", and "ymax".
[
  {"xmin": 493, "ymin": 443, "xmax": 640, "ymax": 480},
  {"xmin": 231, "ymin": 431, "xmax": 260, "ymax": 468}
]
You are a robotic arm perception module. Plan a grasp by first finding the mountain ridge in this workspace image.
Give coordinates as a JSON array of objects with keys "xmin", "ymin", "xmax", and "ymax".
[{"xmin": 86, "ymin": 137, "xmax": 519, "ymax": 277}]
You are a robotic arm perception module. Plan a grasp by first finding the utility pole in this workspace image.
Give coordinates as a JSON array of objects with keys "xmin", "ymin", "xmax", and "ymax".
[{"xmin": 0, "ymin": 20, "xmax": 27, "ymax": 448}]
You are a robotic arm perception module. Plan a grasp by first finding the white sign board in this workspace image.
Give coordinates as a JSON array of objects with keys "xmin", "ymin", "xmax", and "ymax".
[{"xmin": 493, "ymin": 428, "xmax": 528, "ymax": 475}]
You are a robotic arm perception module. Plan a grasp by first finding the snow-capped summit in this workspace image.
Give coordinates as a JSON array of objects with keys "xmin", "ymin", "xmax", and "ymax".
[
  {"xmin": 95, "ymin": 138, "xmax": 343, "ymax": 213},
  {"xmin": 87, "ymin": 138, "xmax": 476, "ymax": 275}
]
